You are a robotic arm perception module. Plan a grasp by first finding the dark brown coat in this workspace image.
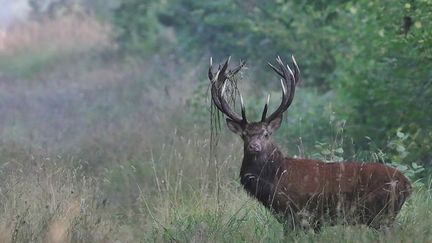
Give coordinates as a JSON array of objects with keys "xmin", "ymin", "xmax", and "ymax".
[{"xmin": 240, "ymin": 143, "xmax": 411, "ymax": 230}]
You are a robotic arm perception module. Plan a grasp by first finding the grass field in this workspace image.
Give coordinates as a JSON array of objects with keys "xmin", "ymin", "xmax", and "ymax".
[
  {"xmin": 0, "ymin": 14, "xmax": 431, "ymax": 243},
  {"xmin": 1, "ymin": 137, "xmax": 431, "ymax": 242}
]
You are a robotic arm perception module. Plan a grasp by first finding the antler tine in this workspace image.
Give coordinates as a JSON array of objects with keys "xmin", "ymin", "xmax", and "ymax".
[
  {"xmin": 261, "ymin": 94, "xmax": 270, "ymax": 122},
  {"xmin": 285, "ymin": 63, "xmax": 297, "ymax": 107},
  {"xmin": 208, "ymin": 57, "xmax": 214, "ymax": 80},
  {"xmin": 219, "ymin": 56, "xmax": 231, "ymax": 80},
  {"xmin": 280, "ymin": 79, "xmax": 287, "ymax": 95},
  {"xmin": 229, "ymin": 59, "xmax": 246, "ymax": 76},
  {"xmin": 291, "ymin": 55, "xmax": 300, "ymax": 84},
  {"xmin": 208, "ymin": 56, "xmax": 247, "ymax": 124},
  {"xmin": 267, "ymin": 62, "xmax": 283, "ymax": 77},
  {"xmin": 239, "ymin": 93, "xmax": 247, "ymax": 122}
]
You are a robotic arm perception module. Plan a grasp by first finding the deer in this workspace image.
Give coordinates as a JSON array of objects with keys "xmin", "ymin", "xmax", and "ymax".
[{"xmin": 208, "ymin": 56, "xmax": 412, "ymax": 232}]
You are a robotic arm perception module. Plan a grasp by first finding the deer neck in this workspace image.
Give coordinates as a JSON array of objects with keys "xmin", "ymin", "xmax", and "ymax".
[
  {"xmin": 239, "ymin": 141, "xmax": 285, "ymax": 207},
  {"xmin": 241, "ymin": 141, "xmax": 284, "ymax": 172}
]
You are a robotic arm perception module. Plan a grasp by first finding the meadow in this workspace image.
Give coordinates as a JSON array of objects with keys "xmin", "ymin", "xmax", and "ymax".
[{"xmin": 0, "ymin": 12, "xmax": 431, "ymax": 243}]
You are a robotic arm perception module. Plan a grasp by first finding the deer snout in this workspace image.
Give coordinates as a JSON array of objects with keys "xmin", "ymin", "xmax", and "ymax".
[{"xmin": 248, "ymin": 142, "xmax": 262, "ymax": 152}]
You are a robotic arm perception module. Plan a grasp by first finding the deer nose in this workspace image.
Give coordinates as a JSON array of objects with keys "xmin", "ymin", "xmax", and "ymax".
[{"xmin": 248, "ymin": 142, "xmax": 262, "ymax": 152}]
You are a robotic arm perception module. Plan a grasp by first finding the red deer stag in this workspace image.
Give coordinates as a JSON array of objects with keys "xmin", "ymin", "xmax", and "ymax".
[{"xmin": 208, "ymin": 56, "xmax": 411, "ymax": 232}]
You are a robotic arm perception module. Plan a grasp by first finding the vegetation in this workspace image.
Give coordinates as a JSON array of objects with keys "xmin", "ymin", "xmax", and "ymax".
[
  {"xmin": 0, "ymin": 0, "xmax": 431, "ymax": 242},
  {"xmin": 115, "ymin": 0, "xmax": 432, "ymax": 168}
]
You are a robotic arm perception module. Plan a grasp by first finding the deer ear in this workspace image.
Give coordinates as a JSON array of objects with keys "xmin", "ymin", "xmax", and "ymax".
[
  {"xmin": 226, "ymin": 118, "xmax": 243, "ymax": 136},
  {"xmin": 268, "ymin": 115, "xmax": 282, "ymax": 132}
]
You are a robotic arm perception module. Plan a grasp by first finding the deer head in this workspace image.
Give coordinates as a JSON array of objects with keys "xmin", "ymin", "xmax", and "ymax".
[{"xmin": 208, "ymin": 56, "xmax": 300, "ymax": 159}]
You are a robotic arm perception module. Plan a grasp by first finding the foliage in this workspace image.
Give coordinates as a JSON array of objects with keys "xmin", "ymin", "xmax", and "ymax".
[
  {"xmin": 113, "ymin": 0, "xmax": 432, "ymax": 169},
  {"xmin": 113, "ymin": 0, "xmax": 173, "ymax": 55},
  {"xmin": 29, "ymin": 0, "xmax": 88, "ymax": 19},
  {"xmin": 114, "ymin": 0, "xmax": 346, "ymax": 89},
  {"xmin": 332, "ymin": 0, "xmax": 432, "ymax": 167}
]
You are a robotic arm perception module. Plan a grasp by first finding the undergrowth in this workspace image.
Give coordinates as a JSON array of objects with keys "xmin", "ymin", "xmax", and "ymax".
[{"xmin": 1, "ymin": 138, "xmax": 431, "ymax": 242}]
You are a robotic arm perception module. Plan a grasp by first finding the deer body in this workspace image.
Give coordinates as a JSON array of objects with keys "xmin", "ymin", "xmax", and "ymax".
[
  {"xmin": 239, "ymin": 141, "xmax": 411, "ymax": 230},
  {"xmin": 208, "ymin": 56, "xmax": 411, "ymax": 231}
]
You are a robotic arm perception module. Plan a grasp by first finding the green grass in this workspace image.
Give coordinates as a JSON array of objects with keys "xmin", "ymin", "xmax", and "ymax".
[
  {"xmin": 139, "ymin": 188, "xmax": 432, "ymax": 243},
  {"xmin": 0, "ymin": 50, "xmax": 62, "ymax": 79},
  {"xmin": 0, "ymin": 48, "xmax": 106, "ymax": 80},
  {"xmin": 130, "ymin": 145, "xmax": 432, "ymax": 243},
  {"xmin": 1, "ymin": 133, "xmax": 431, "ymax": 242}
]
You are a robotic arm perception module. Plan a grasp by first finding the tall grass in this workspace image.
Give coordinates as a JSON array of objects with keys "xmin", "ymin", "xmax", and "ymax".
[
  {"xmin": 1, "ymin": 135, "xmax": 431, "ymax": 242},
  {"xmin": 0, "ymin": 14, "xmax": 111, "ymax": 54},
  {"xmin": 0, "ymin": 14, "xmax": 431, "ymax": 243},
  {"xmin": 0, "ymin": 14, "xmax": 111, "ymax": 79}
]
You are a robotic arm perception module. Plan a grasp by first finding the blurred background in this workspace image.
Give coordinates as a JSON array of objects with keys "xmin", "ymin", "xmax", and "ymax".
[{"xmin": 0, "ymin": 0, "xmax": 431, "ymax": 242}]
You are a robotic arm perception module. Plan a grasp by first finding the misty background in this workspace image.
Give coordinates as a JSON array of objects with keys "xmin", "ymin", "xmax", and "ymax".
[{"xmin": 0, "ymin": 0, "xmax": 431, "ymax": 242}]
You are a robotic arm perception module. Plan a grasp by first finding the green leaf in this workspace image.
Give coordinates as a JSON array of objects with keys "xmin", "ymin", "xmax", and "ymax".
[
  {"xmin": 396, "ymin": 145, "xmax": 406, "ymax": 153},
  {"xmin": 335, "ymin": 148, "xmax": 344, "ymax": 154},
  {"xmin": 321, "ymin": 149, "xmax": 331, "ymax": 155}
]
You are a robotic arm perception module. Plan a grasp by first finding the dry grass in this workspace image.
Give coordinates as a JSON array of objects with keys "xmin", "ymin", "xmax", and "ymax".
[
  {"xmin": 0, "ymin": 14, "xmax": 112, "ymax": 55},
  {"xmin": 0, "ymin": 150, "xmax": 121, "ymax": 242},
  {"xmin": 45, "ymin": 200, "xmax": 80, "ymax": 243},
  {"xmin": 1, "ymin": 137, "xmax": 431, "ymax": 242}
]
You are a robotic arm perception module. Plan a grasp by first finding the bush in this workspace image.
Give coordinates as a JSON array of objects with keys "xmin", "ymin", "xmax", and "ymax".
[{"xmin": 332, "ymin": 0, "xmax": 432, "ymax": 167}]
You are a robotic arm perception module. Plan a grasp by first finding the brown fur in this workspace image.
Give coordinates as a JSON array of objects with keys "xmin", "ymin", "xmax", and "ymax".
[{"xmin": 238, "ymin": 123, "xmax": 412, "ymax": 231}]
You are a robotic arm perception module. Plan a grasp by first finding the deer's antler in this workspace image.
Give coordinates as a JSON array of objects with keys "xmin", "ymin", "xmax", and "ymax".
[
  {"xmin": 262, "ymin": 55, "xmax": 300, "ymax": 122},
  {"xmin": 208, "ymin": 57, "xmax": 247, "ymax": 124}
]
